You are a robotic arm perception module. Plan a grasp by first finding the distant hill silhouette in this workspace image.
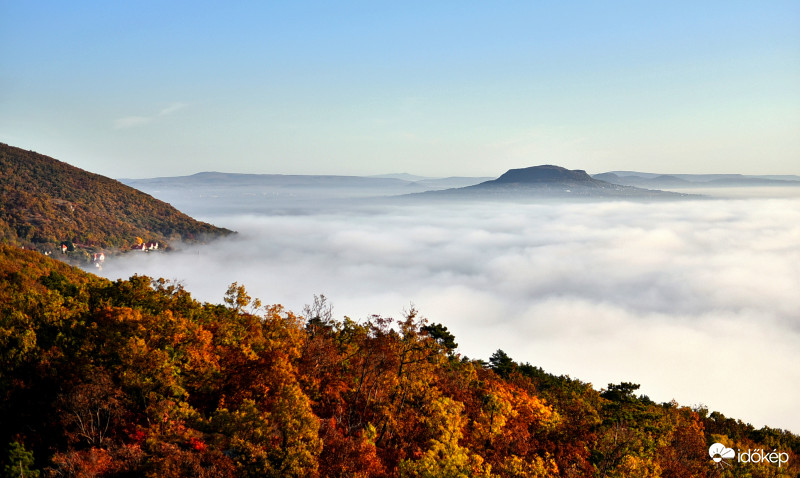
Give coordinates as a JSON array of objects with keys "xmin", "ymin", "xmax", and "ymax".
[
  {"xmin": 407, "ymin": 165, "xmax": 695, "ymax": 200},
  {"xmin": 494, "ymin": 165, "xmax": 595, "ymax": 183},
  {"xmin": 0, "ymin": 143, "xmax": 232, "ymax": 255},
  {"xmin": 121, "ymin": 171, "xmax": 490, "ymax": 195},
  {"xmin": 119, "ymin": 171, "xmax": 493, "ymax": 217},
  {"xmin": 593, "ymin": 171, "xmax": 800, "ymax": 189}
]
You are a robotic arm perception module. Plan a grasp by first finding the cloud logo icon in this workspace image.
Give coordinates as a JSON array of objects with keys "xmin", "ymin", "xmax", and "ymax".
[{"xmin": 709, "ymin": 443, "xmax": 735, "ymax": 463}]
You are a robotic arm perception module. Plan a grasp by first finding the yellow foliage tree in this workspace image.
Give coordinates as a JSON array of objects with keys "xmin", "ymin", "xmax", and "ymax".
[{"xmin": 399, "ymin": 396, "xmax": 492, "ymax": 478}]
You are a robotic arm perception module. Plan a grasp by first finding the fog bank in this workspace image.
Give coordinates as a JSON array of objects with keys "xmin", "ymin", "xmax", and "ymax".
[{"xmin": 97, "ymin": 197, "xmax": 800, "ymax": 433}]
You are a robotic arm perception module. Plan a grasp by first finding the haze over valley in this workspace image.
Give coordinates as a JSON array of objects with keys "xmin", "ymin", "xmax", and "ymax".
[{"xmin": 104, "ymin": 169, "xmax": 800, "ymax": 433}]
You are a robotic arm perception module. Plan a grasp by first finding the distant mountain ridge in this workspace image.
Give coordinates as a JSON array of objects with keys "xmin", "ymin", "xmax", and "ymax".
[
  {"xmin": 116, "ymin": 165, "xmax": 798, "ymax": 218},
  {"xmin": 121, "ymin": 171, "xmax": 492, "ymax": 192},
  {"xmin": 119, "ymin": 172, "xmax": 494, "ymax": 217},
  {"xmin": 122, "ymin": 171, "xmax": 418, "ymax": 189},
  {"xmin": 0, "ymin": 143, "xmax": 232, "ymax": 254},
  {"xmin": 121, "ymin": 166, "xmax": 696, "ymax": 214},
  {"xmin": 594, "ymin": 171, "xmax": 800, "ymax": 189},
  {"xmin": 407, "ymin": 165, "xmax": 695, "ymax": 200}
]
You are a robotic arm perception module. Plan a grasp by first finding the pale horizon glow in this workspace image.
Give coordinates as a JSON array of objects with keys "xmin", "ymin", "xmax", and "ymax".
[{"xmin": 1, "ymin": 2, "xmax": 799, "ymax": 178}]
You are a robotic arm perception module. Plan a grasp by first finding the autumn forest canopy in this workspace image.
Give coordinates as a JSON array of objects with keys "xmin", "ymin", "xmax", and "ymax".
[{"xmin": 1, "ymin": 245, "xmax": 798, "ymax": 477}]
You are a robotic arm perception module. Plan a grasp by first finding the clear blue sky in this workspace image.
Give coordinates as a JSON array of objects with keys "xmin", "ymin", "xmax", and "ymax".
[{"xmin": 2, "ymin": 1, "xmax": 798, "ymax": 178}]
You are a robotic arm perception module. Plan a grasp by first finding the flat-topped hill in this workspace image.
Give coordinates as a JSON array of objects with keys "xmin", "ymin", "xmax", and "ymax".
[
  {"xmin": 493, "ymin": 165, "xmax": 595, "ymax": 183},
  {"xmin": 405, "ymin": 164, "xmax": 696, "ymax": 200}
]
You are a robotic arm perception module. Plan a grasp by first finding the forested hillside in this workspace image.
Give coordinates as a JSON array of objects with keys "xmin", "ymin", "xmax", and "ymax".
[
  {"xmin": 1, "ymin": 245, "xmax": 797, "ymax": 477},
  {"xmin": 0, "ymin": 143, "xmax": 232, "ymax": 254}
]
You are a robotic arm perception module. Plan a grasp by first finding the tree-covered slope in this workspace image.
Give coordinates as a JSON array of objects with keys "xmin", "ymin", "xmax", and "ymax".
[
  {"xmin": 1, "ymin": 245, "xmax": 797, "ymax": 477},
  {"xmin": 0, "ymin": 143, "xmax": 232, "ymax": 251}
]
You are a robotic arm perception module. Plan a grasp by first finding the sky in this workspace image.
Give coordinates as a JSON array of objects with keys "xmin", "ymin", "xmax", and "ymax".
[{"xmin": 1, "ymin": 1, "xmax": 799, "ymax": 178}]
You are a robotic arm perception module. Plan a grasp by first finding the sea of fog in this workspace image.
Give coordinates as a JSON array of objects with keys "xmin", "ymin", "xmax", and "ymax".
[{"xmin": 96, "ymin": 192, "xmax": 800, "ymax": 433}]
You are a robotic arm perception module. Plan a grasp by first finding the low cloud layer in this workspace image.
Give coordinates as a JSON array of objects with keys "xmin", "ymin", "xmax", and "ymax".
[{"xmin": 97, "ymin": 197, "xmax": 800, "ymax": 433}]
